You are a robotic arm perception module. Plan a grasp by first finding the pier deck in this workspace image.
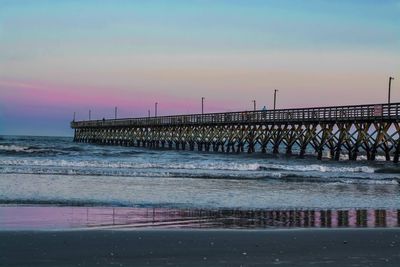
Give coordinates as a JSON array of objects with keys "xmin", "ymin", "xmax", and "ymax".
[{"xmin": 71, "ymin": 103, "xmax": 400, "ymax": 162}]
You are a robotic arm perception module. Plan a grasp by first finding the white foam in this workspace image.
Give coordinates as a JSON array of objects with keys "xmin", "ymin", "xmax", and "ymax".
[
  {"xmin": 0, "ymin": 159, "xmax": 376, "ymax": 174},
  {"xmin": 0, "ymin": 145, "xmax": 64, "ymax": 154},
  {"xmin": 332, "ymin": 179, "xmax": 399, "ymax": 185},
  {"xmin": 0, "ymin": 159, "xmax": 258, "ymax": 171},
  {"xmin": 319, "ymin": 151, "xmax": 389, "ymax": 162},
  {"xmin": 262, "ymin": 163, "xmax": 375, "ymax": 174},
  {"xmin": 0, "ymin": 145, "xmax": 30, "ymax": 152},
  {"xmin": 356, "ymin": 155, "xmax": 390, "ymax": 162}
]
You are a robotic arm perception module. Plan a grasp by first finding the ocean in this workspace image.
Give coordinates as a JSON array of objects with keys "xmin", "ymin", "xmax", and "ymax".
[{"xmin": 0, "ymin": 135, "xmax": 399, "ymax": 210}]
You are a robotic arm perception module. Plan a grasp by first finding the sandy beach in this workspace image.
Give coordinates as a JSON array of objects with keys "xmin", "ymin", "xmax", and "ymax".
[{"xmin": 1, "ymin": 228, "xmax": 399, "ymax": 267}]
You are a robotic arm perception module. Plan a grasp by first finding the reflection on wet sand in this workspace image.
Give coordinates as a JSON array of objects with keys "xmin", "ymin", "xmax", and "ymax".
[
  {"xmin": 189, "ymin": 209, "xmax": 398, "ymax": 229},
  {"xmin": 0, "ymin": 206, "xmax": 399, "ymax": 230}
]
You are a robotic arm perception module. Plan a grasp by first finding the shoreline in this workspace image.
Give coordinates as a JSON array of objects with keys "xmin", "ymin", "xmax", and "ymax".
[
  {"xmin": 0, "ymin": 205, "xmax": 398, "ymax": 231},
  {"xmin": 1, "ymin": 228, "xmax": 399, "ymax": 266}
]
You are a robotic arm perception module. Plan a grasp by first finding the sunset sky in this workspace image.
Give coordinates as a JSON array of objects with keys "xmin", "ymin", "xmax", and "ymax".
[{"xmin": 0, "ymin": 0, "xmax": 399, "ymax": 136}]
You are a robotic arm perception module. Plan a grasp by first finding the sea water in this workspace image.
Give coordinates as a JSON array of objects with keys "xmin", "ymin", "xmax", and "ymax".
[{"xmin": 0, "ymin": 135, "xmax": 399, "ymax": 210}]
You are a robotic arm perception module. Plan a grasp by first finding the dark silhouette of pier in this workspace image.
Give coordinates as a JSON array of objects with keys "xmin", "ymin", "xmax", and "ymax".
[{"xmin": 71, "ymin": 102, "xmax": 400, "ymax": 162}]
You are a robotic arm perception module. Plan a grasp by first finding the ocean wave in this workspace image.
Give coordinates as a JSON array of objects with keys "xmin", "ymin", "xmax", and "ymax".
[
  {"xmin": 344, "ymin": 154, "xmax": 389, "ymax": 162},
  {"xmin": 0, "ymin": 158, "xmax": 377, "ymax": 174},
  {"xmin": 0, "ymin": 144, "xmax": 69, "ymax": 156},
  {"xmin": 258, "ymin": 164, "xmax": 375, "ymax": 173},
  {"xmin": 0, "ymin": 158, "xmax": 258, "ymax": 171},
  {"xmin": 0, "ymin": 166, "xmax": 271, "ymax": 180},
  {"xmin": 1, "ymin": 166, "xmax": 398, "ymax": 185},
  {"xmin": 278, "ymin": 176, "xmax": 399, "ymax": 185},
  {"xmin": 0, "ymin": 142, "xmax": 393, "ymax": 163},
  {"xmin": 0, "ymin": 144, "xmax": 147, "ymax": 157},
  {"xmin": 0, "ymin": 145, "xmax": 30, "ymax": 152}
]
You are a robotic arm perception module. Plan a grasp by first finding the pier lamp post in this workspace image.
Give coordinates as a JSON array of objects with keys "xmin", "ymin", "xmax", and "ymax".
[
  {"xmin": 201, "ymin": 97, "xmax": 205, "ymax": 114},
  {"xmin": 252, "ymin": 100, "xmax": 256, "ymax": 111},
  {"xmin": 388, "ymin": 77, "xmax": 395, "ymax": 105},
  {"xmin": 274, "ymin": 89, "xmax": 278, "ymax": 110},
  {"xmin": 89, "ymin": 110, "xmax": 91, "ymax": 121},
  {"xmin": 148, "ymin": 109, "xmax": 151, "ymax": 118},
  {"xmin": 155, "ymin": 102, "xmax": 158, "ymax": 117},
  {"xmin": 73, "ymin": 112, "xmax": 76, "ymax": 122},
  {"xmin": 115, "ymin": 107, "xmax": 117, "ymax": 120}
]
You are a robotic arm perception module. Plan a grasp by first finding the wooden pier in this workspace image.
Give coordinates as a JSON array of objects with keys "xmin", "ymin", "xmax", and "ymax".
[{"xmin": 71, "ymin": 103, "xmax": 400, "ymax": 162}]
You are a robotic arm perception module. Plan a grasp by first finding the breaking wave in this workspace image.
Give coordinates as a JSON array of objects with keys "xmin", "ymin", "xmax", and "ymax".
[
  {"xmin": 1, "ymin": 136, "xmax": 399, "ymax": 187},
  {"xmin": 1, "ymin": 163, "xmax": 398, "ymax": 185},
  {"xmin": 0, "ymin": 158, "xmax": 377, "ymax": 173},
  {"xmin": 0, "ymin": 144, "xmax": 144, "ymax": 157},
  {"xmin": 0, "ymin": 145, "xmax": 69, "ymax": 156}
]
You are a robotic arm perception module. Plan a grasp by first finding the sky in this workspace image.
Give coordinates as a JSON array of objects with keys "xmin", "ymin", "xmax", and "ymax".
[{"xmin": 0, "ymin": 0, "xmax": 399, "ymax": 136}]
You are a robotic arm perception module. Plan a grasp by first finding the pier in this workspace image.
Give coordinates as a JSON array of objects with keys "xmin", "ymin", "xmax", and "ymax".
[{"xmin": 71, "ymin": 102, "xmax": 400, "ymax": 162}]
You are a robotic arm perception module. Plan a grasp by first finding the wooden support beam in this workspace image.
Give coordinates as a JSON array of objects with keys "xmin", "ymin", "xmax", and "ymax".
[{"xmin": 72, "ymin": 103, "xmax": 400, "ymax": 162}]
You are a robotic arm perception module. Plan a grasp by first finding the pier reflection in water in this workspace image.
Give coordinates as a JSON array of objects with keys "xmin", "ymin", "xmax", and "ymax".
[{"xmin": 0, "ymin": 207, "xmax": 399, "ymax": 230}]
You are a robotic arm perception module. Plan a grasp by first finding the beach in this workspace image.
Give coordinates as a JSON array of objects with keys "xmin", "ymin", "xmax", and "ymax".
[
  {"xmin": 2, "ymin": 229, "xmax": 400, "ymax": 267},
  {"xmin": 1, "ymin": 205, "xmax": 399, "ymax": 266}
]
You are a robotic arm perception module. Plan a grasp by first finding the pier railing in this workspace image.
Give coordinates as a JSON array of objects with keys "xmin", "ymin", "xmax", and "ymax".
[{"xmin": 71, "ymin": 102, "xmax": 400, "ymax": 128}]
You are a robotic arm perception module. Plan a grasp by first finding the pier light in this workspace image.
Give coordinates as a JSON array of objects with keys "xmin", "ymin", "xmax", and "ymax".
[
  {"xmin": 388, "ymin": 77, "xmax": 395, "ymax": 104},
  {"xmin": 73, "ymin": 112, "xmax": 76, "ymax": 122},
  {"xmin": 148, "ymin": 109, "xmax": 150, "ymax": 118},
  {"xmin": 274, "ymin": 89, "xmax": 279, "ymax": 110},
  {"xmin": 115, "ymin": 107, "xmax": 118, "ymax": 120},
  {"xmin": 89, "ymin": 110, "xmax": 91, "ymax": 121},
  {"xmin": 202, "ymin": 97, "xmax": 205, "ymax": 114},
  {"xmin": 252, "ymin": 100, "xmax": 256, "ymax": 111},
  {"xmin": 155, "ymin": 102, "xmax": 158, "ymax": 117}
]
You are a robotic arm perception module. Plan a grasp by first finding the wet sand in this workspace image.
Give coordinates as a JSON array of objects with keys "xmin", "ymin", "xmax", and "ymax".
[
  {"xmin": 1, "ymin": 229, "xmax": 400, "ymax": 267},
  {"xmin": 0, "ymin": 206, "xmax": 398, "ymax": 230}
]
